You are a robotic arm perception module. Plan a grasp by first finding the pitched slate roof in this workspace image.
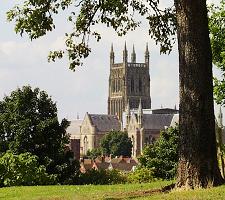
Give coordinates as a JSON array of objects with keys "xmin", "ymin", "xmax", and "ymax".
[
  {"xmin": 109, "ymin": 162, "xmax": 138, "ymax": 172},
  {"xmin": 89, "ymin": 114, "xmax": 121, "ymax": 132},
  {"xmin": 66, "ymin": 120, "xmax": 83, "ymax": 139},
  {"xmin": 95, "ymin": 162, "xmax": 110, "ymax": 170},
  {"xmin": 142, "ymin": 114, "xmax": 174, "ymax": 130}
]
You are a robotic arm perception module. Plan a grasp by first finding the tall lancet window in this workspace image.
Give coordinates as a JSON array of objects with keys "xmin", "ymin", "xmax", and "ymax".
[
  {"xmin": 131, "ymin": 77, "xmax": 134, "ymax": 93},
  {"xmin": 112, "ymin": 80, "xmax": 115, "ymax": 92},
  {"xmin": 139, "ymin": 78, "xmax": 142, "ymax": 93},
  {"xmin": 132, "ymin": 135, "xmax": 135, "ymax": 156}
]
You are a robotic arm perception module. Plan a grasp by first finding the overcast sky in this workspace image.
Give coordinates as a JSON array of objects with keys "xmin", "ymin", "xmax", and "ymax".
[{"xmin": 0, "ymin": 0, "xmax": 223, "ymax": 122}]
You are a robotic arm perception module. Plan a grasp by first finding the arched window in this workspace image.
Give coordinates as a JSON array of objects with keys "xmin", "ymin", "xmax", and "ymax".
[{"xmin": 83, "ymin": 136, "xmax": 88, "ymax": 155}]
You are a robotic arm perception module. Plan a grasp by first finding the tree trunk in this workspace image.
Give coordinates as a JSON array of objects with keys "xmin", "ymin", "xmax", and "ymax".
[{"xmin": 175, "ymin": 0, "xmax": 224, "ymax": 188}]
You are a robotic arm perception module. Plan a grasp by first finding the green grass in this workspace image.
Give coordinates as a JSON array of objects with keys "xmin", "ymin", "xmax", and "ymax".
[
  {"xmin": 1, "ymin": 181, "xmax": 225, "ymax": 200},
  {"xmin": 0, "ymin": 181, "xmax": 171, "ymax": 200},
  {"xmin": 137, "ymin": 184, "xmax": 225, "ymax": 200}
]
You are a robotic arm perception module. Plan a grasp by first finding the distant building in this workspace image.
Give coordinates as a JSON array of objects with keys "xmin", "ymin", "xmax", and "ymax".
[{"xmin": 80, "ymin": 113, "xmax": 121, "ymax": 156}]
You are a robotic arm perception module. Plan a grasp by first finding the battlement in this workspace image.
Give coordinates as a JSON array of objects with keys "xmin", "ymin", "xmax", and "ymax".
[
  {"xmin": 112, "ymin": 63, "xmax": 123, "ymax": 68},
  {"xmin": 127, "ymin": 63, "xmax": 147, "ymax": 68},
  {"xmin": 112, "ymin": 63, "xmax": 147, "ymax": 68}
]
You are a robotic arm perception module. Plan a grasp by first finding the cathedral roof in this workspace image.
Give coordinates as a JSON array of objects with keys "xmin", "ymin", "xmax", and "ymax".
[
  {"xmin": 142, "ymin": 114, "xmax": 174, "ymax": 130},
  {"xmin": 67, "ymin": 119, "xmax": 83, "ymax": 139},
  {"xmin": 89, "ymin": 114, "xmax": 121, "ymax": 132}
]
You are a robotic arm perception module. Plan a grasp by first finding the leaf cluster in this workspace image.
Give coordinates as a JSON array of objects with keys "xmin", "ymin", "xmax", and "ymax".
[
  {"xmin": 7, "ymin": 0, "xmax": 177, "ymax": 70},
  {"xmin": 0, "ymin": 151, "xmax": 56, "ymax": 187},
  {"xmin": 209, "ymin": 0, "xmax": 225, "ymax": 105},
  {"xmin": 86, "ymin": 148, "xmax": 102, "ymax": 159},
  {"xmin": 100, "ymin": 131, "xmax": 132, "ymax": 157},
  {"xmin": 7, "ymin": 0, "xmax": 72, "ymax": 39},
  {"xmin": 127, "ymin": 167, "xmax": 155, "ymax": 183}
]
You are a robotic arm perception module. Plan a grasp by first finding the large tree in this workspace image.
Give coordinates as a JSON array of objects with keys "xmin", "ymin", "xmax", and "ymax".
[
  {"xmin": 0, "ymin": 86, "xmax": 80, "ymax": 184},
  {"xmin": 174, "ymin": 1, "xmax": 224, "ymax": 188},
  {"xmin": 0, "ymin": 86, "xmax": 69, "ymax": 161},
  {"xmin": 6, "ymin": 0, "xmax": 224, "ymax": 188}
]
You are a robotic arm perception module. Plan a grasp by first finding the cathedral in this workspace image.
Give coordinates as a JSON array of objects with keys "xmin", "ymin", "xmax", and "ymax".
[
  {"xmin": 67, "ymin": 43, "xmax": 225, "ymax": 160},
  {"xmin": 67, "ymin": 43, "xmax": 179, "ymax": 158}
]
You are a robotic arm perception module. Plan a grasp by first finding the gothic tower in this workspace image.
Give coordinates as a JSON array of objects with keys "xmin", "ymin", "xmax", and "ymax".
[{"xmin": 108, "ymin": 43, "xmax": 151, "ymax": 120}]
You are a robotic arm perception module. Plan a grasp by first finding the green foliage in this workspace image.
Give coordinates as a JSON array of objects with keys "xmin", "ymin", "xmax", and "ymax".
[
  {"xmin": 0, "ymin": 151, "xmax": 56, "ymax": 187},
  {"xmin": 100, "ymin": 131, "xmax": 132, "ymax": 157},
  {"xmin": 86, "ymin": 148, "xmax": 102, "ymax": 159},
  {"xmin": 139, "ymin": 126, "xmax": 179, "ymax": 180},
  {"xmin": 78, "ymin": 169, "xmax": 126, "ymax": 185},
  {"xmin": 7, "ymin": 0, "xmax": 176, "ymax": 70},
  {"xmin": 0, "ymin": 86, "xmax": 79, "ymax": 184},
  {"xmin": 209, "ymin": 0, "xmax": 225, "ymax": 105},
  {"xmin": 127, "ymin": 167, "xmax": 155, "ymax": 183}
]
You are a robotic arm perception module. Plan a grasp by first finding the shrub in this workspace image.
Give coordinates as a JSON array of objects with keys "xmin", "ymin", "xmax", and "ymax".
[
  {"xmin": 78, "ymin": 169, "xmax": 126, "ymax": 185},
  {"xmin": 0, "ymin": 152, "xmax": 56, "ymax": 187},
  {"xmin": 127, "ymin": 167, "xmax": 155, "ymax": 183}
]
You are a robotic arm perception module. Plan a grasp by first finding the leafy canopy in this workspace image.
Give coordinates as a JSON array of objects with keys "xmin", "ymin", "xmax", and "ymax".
[
  {"xmin": 139, "ymin": 126, "xmax": 179, "ymax": 180},
  {"xmin": 100, "ymin": 131, "xmax": 132, "ymax": 157},
  {"xmin": 0, "ymin": 86, "xmax": 69, "ymax": 161},
  {"xmin": 7, "ymin": 0, "xmax": 176, "ymax": 70},
  {"xmin": 0, "ymin": 85, "xmax": 81, "ymax": 183},
  {"xmin": 209, "ymin": 0, "xmax": 225, "ymax": 105}
]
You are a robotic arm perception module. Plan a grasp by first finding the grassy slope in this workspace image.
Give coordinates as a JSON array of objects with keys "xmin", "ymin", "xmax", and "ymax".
[
  {"xmin": 1, "ymin": 181, "xmax": 225, "ymax": 200},
  {"xmin": 0, "ymin": 181, "xmax": 171, "ymax": 200},
  {"xmin": 139, "ymin": 185, "xmax": 225, "ymax": 200}
]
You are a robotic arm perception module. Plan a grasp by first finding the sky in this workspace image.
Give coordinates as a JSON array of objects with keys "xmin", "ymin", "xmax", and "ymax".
[{"xmin": 0, "ymin": 0, "xmax": 223, "ymax": 122}]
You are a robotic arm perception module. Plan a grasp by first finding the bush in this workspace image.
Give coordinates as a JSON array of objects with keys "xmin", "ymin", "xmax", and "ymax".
[
  {"xmin": 78, "ymin": 169, "xmax": 126, "ymax": 185},
  {"xmin": 0, "ymin": 152, "xmax": 56, "ymax": 187},
  {"xmin": 127, "ymin": 167, "xmax": 155, "ymax": 183},
  {"xmin": 138, "ymin": 126, "xmax": 179, "ymax": 180}
]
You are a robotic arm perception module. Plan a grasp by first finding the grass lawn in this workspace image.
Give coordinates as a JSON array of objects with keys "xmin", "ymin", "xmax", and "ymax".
[{"xmin": 1, "ymin": 181, "xmax": 225, "ymax": 200}]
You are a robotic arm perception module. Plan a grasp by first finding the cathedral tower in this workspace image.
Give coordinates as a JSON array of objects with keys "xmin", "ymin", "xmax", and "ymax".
[{"xmin": 108, "ymin": 43, "xmax": 151, "ymax": 120}]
